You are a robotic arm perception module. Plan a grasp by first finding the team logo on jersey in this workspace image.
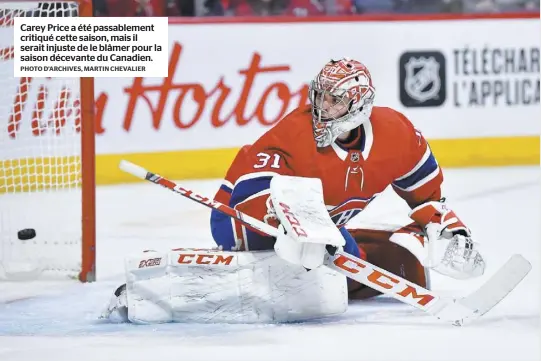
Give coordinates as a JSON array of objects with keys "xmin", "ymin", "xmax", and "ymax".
[
  {"xmin": 350, "ymin": 152, "xmax": 360, "ymax": 162},
  {"xmin": 328, "ymin": 197, "xmax": 375, "ymax": 227},
  {"xmin": 399, "ymin": 51, "xmax": 446, "ymax": 107}
]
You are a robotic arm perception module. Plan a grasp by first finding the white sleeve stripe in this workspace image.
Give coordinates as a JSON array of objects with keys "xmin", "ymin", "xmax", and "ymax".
[
  {"xmin": 395, "ymin": 145, "xmax": 431, "ymax": 181},
  {"xmin": 234, "ymin": 171, "xmax": 281, "ymax": 186},
  {"xmin": 394, "ymin": 167, "xmax": 440, "ymax": 192},
  {"xmin": 235, "ymin": 189, "xmax": 271, "ymax": 207},
  {"xmin": 222, "ymin": 179, "xmax": 234, "ymax": 190}
]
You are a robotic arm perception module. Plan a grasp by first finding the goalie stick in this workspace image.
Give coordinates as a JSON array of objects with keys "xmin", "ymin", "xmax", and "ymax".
[{"xmin": 119, "ymin": 160, "xmax": 531, "ymax": 326}]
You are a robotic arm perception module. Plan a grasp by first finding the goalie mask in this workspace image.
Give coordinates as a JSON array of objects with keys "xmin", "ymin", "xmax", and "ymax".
[{"xmin": 309, "ymin": 57, "xmax": 375, "ymax": 148}]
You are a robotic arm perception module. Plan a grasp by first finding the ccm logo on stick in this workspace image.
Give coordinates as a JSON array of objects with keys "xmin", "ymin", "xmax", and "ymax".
[
  {"xmin": 177, "ymin": 253, "xmax": 234, "ymax": 265},
  {"xmin": 333, "ymin": 254, "xmax": 435, "ymax": 307},
  {"xmin": 279, "ymin": 202, "xmax": 308, "ymax": 237}
]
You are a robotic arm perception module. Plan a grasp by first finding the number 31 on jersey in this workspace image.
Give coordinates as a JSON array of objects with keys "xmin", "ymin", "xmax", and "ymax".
[{"xmin": 254, "ymin": 152, "xmax": 282, "ymax": 169}]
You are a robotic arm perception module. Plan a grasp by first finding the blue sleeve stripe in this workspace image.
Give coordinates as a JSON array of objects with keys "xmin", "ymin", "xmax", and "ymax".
[
  {"xmin": 393, "ymin": 152, "xmax": 438, "ymax": 191},
  {"xmin": 230, "ymin": 176, "xmax": 272, "ymax": 207},
  {"xmin": 219, "ymin": 184, "xmax": 232, "ymax": 194}
]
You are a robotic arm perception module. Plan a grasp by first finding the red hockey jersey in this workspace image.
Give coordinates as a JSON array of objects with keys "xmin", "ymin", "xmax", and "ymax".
[{"xmin": 212, "ymin": 105, "xmax": 443, "ymax": 251}]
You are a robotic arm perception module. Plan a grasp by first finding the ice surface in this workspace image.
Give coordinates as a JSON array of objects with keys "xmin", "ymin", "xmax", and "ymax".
[{"xmin": 0, "ymin": 166, "xmax": 539, "ymax": 361}]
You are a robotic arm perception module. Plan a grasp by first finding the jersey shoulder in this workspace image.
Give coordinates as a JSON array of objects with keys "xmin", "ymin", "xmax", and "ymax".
[
  {"xmin": 369, "ymin": 106, "xmax": 421, "ymax": 148},
  {"xmin": 251, "ymin": 105, "xmax": 314, "ymax": 153},
  {"xmin": 370, "ymin": 106, "xmax": 417, "ymax": 134}
]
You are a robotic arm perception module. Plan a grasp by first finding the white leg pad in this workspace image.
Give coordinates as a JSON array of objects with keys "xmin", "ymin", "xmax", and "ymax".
[{"xmin": 124, "ymin": 248, "xmax": 348, "ymax": 324}]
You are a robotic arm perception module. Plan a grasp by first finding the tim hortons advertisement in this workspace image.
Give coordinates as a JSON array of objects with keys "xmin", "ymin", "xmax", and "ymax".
[
  {"xmin": 2, "ymin": 18, "xmax": 539, "ymax": 160},
  {"xmin": 96, "ymin": 19, "xmax": 540, "ymax": 154}
]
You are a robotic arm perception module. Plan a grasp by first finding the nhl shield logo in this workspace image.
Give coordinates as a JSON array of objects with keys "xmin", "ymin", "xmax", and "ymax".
[
  {"xmin": 404, "ymin": 56, "xmax": 440, "ymax": 102},
  {"xmin": 351, "ymin": 152, "xmax": 360, "ymax": 162},
  {"xmin": 399, "ymin": 51, "xmax": 446, "ymax": 107}
]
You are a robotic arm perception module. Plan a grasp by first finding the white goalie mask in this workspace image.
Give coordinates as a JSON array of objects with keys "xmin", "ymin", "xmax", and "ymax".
[{"xmin": 309, "ymin": 57, "xmax": 376, "ymax": 148}]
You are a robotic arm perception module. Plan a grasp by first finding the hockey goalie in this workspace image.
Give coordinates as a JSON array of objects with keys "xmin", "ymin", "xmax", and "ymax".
[{"xmin": 102, "ymin": 57, "xmax": 487, "ymax": 324}]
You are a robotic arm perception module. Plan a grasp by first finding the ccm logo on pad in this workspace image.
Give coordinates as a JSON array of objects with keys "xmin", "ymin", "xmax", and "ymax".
[{"xmin": 177, "ymin": 253, "xmax": 234, "ymax": 265}]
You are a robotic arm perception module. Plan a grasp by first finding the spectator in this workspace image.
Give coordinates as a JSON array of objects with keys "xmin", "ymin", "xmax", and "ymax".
[
  {"xmin": 333, "ymin": 0, "xmax": 354, "ymax": 14},
  {"xmin": 285, "ymin": 0, "xmax": 325, "ymax": 16},
  {"xmin": 134, "ymin": 0, "xmax": 156, "ymax": 16},
  {"xmin": 226, "ymin": 0, "xmax": 286, "ymax": 16},
  {"xmin": 165, "ymin": 0, "xmax": 182, "ymax": 16},
  {"xmin": 288, "ymin": 0, "xmax": 353, "ymax": 16},
  {"xmin": 463, "ymin": 0, "xmax": 540, "ymax": 12},
  {"xmin": 353, "ymin": 0, "xmax": 399, "ymax": 14},
  {"xmin": 202, "ymin": 0, "xmax": 226, "ymax": 15},
  {"xmin": 401, "ymin": 0, "xmax": 447, "ymax": 13},
  {"xmin": 93, "ymin": 0, "xmax": 109, "ymax": 16},
  {"xmin": 100, "ymin": 0, "xmax": 175, "ymax": 16},
  {"xmin": 440, "ymin": 0, "xmax": 464, "ymax": 13},
  {"xmin": 177, "ymin": 0, "xmax": 195, "ymax": 15}
]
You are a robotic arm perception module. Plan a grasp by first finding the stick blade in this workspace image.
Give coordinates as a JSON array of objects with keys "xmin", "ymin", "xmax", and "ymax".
[
  {"xmin": 455, "ymin": 254, "xmax": 532, "ymax": 325},
  {"xmin": 119, "ymin": 160, "xmax": 149, "ymax": 180}
]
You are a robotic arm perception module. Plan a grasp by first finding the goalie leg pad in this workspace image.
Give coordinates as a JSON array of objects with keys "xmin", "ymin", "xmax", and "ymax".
[{"xmin": 122, "ymin": 248, "xmax": 348, "ymax": 324}]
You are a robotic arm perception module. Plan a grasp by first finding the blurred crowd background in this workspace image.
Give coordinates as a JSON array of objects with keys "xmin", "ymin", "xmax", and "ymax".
[{"xmin": 93, "ymin": 0, "xmax": 540, "ymax": 17}]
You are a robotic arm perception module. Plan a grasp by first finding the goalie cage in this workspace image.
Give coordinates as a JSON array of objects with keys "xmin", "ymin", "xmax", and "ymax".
[{"xmin": 0, "ymin": 0, "xmax": 95, "ymax": 282}]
